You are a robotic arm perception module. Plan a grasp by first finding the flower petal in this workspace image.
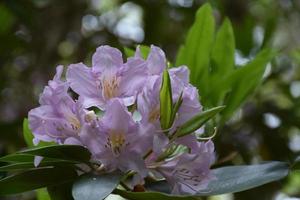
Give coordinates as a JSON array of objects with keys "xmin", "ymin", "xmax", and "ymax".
[
  {"xmin": 92, "ymin": 45, "xmax": 123, "ymax": 73},
  {"xmin": 146, "ymin": 45, "xmax": 166, "ymax": 75},
  {"xmin": 67, "ymin": 63, "xmax": 104, "ymax": 108}
]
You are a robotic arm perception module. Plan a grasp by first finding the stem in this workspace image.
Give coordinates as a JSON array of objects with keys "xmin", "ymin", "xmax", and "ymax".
[
  {"xmin": 143, "ymin": 149, "xmax": 153, "ymax": 159},
  {"xmin": 120, "ymin": 181, "xmax": 131, "ymax": 191}
]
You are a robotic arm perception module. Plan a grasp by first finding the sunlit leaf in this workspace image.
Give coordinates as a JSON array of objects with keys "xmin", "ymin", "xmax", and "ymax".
[
  {"xmin": 176, "ymin": 3, "xmax": 215, "ymax": 95},
  {"xmin": 176, "ymin": 106, "xmax": 225, "ymax": 137},
  {"xmin": 221, "ymin": 49, "xmax": 276, "ymax": 122},
  {"xmin": 160, "ymin": 70, "xmax": 173, "ymax": 130}
]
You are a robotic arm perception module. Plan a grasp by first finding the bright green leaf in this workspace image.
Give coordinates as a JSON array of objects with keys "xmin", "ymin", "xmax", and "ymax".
[
  {"xmin": 176, "ymin": 3, "xmax": 215, "ymax": 95},
  {"xmin": 160, "ymin": 70, "xmax": 173, "ymax": 130},
  {"xmin": 23, "ymin": 118, "xmax": 34, "ymax": 147},
  {"xmin": 221, "ymin": 49, "xmax": 276, "ymax": 122},
  {"xmin": 72, "ymin": 173, "xmax": 122, "ymax": 200},
  {"xmin": 211, "ymin": 18, "xmax": 235, "ymax": 75},
  {"xmin": 36, "ymin": 189, "xmax": 51, "ymax": 200},
  {"xmin": 0, "ymin": 167, "xmax": 77, "ymax": 195},
  {"xmin": 176, "ymin": 106, "xmax": 225, "ymax": 137}
]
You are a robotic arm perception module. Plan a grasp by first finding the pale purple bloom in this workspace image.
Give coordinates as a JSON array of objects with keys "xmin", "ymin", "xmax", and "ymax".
[
  {"xmin": 28, "ymin": 66, "xmax": 97, "ymax": 145},
  {"xmin": 135, "ymin": 45, "xmax": 166, "ymax": 76},
  {"xmin": 27, "ymin": 45, "xmax": 216, "ymax": 195},
  {"xmin": 155, "ymin": 140, "xmax": 216, "ymax": 194},
  {"xmin": 136, "ymin": 50, "xmax": 202, "ymax": 154},
  {"xmin": 66, "ymin": 45, "xmax": 147, "ymax": 109},
  {"xmin": 82, "ymin": 99, "xmax": 147, "ymax": 177}
]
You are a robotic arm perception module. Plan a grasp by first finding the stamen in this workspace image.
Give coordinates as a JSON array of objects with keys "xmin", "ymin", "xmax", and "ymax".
[
  {"xmin": 107, "ymin": 130, "xmax": 127, "ymax": 156},
  {"xmin": 102, "ymin": 76, "xmax": 119, "ymax": 100},
  {"xmin": 148, "ymin": 105, "xmax": 160, "ymax": 123}
]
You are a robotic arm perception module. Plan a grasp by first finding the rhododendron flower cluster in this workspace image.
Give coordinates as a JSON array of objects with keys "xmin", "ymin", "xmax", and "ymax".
[{"xmin": 28, "ymin": 45, "xmax": 215, "ymax": 194}]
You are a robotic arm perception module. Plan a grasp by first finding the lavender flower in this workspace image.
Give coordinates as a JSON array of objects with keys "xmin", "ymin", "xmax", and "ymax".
[
  {"xmin": 154, "ymin": 141, "xmax": 216, "ymax": 194},
  {"xmin": 27, "ymin": 45, "xmax": 216, "ymax": 195},
  {"xmin": 28, "ymin": 66, "xmax": 97, "ymax": 145},
  {"xmin": 66, "ymin": 46, "xmax": 147, "ymax": 109},
  {"xmin": 83, "ymin": 99, "xmax": 148, "ymax": 177}
]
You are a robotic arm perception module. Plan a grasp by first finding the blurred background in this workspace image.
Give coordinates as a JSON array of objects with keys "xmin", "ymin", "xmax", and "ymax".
[{"xmin": 0, "ymin": 0, "xmax": 300, "ymax": 199}]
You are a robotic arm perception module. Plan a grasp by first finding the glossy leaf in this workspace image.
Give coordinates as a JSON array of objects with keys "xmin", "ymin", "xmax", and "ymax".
[
  {"xmin": 176, "ymin": 106, "xmax": 225, "ymax": 137},
  {"xmin": 115, "ymin": 162, "xmax": 289, "ymax": 199},
  {"xmin": 0, "ymin": 167, "xmax": 77, "ymax": 195},
  {"xmin": 20, "ymin": 145, "xmax": 91, "ymax": 163},
  {"xmin": 72, "ymin": 173, "xmax": 122, "ymax": 200},
  {"xmin": 160, "ymin": 70, "xmax": 173, "ymax": 130}
]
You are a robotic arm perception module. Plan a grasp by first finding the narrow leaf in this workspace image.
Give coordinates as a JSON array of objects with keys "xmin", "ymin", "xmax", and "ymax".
[
  {"xmin": 221, "ymin": 49, "xmax": 276, "ymax": 122},
  {"xmin": 176, "ymin": 106, "xmax": 225, "ymax": 137},
  {"xmin": 170, "ymin": 92, "xmax": 183, "ymax": 126},
  {"xmin": 211, "ymin": 18, "xmax": 235, "ymax": 75},
  {"xmin": 0, "ymin": 160, "xmax": 77, "ymax": 171},
  {"xmin": 48, "ymin": 181, "xmax": 74, "ymax": 200},
  {"xmin": 23, "ymin": 118, "xmax": 34, "ymax": 147},
  {"xmin": 0, "ymin": 167, "xmax": 77, "ymax": 195},
  {"xmin": 72, "ymin": 173, "xmax": 122, "ymax": 200},
  {"xmin": 176, "ymin": 3, "xmax": 215, "ymax": 95},
  {"xmin": 160, "ymin": 70, "xmax": 173, "ymax": 130},
  {"xmin": 20, "ymin": 145, "xmax": 91, "ymax": 163}
]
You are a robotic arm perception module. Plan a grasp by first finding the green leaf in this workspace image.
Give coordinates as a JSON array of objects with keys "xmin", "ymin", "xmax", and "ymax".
[
  {"xmin": 160, "ymin": 70, "xmax": 173, "ymax": 130},
  {"xmin": 176, "ymin": 106, "xmax": 225, "ymax": 137},
  {"xmin": 208, "ymin": 18, "xmax": 235, "ymax": 106},
  {"xmin": 36, "ymin": 189, "xmax": 51, "ymax": 200},
  {"xmin": 22, "ymin": 118, "xmax": 55, "ymax": 148},
  {"xmin": 19, "ymin": 145, "xmax": 91, "ymax": 163},
  {"xmin": 23, "ymin": 118, "xmax": 34, "ymax": 147},
  {"xmin": 170, "ymin": 92, "xmax": 183, "ymax": 125},
  {"xmin": 115, "ymin": 162, "xmax": 289, "ymax": 199},
  {"xmin": 124, "ymin": 47, "xmax": 135, "ymax": 57},
  {"xmin": 176, "ymin": 3, "xmax": 215, "ymax": 95},
  {"xmin": 124, "ymin": 45, "xmax": 150, "ymax": 59},
  {"xmin": 221, "ymin": 49, "xmax": 276, "ymax": 122},
  {"xmin": 48, "ymin": 181, "xmax": 74, "ymax": 200},
  {"xmin": 72, "ymin": 173, "xmax": 122, "ymax": 200},
  {"xmin": 211, "ymin": 18, "xmax": 235, "ymax": 76},
  {"xmin": 0, "ymin": 154, "xmax": 35, "ymax": 163},
  {"xmin": 0, "ymin": 167, "xmax": 77, "ymax": 195},
  {"xmin": 0, "ymin": 160, "xmax": 77, "ymax": 171}
]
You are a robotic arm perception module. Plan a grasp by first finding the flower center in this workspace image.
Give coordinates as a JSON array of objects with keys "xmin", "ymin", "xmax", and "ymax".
[
  {"xmin": 175, "ymin": 168, "xmax": 202, "ymax": 187},
  {"xmin": 68, "ymin": 115, "xmax": 81, "ymax": 131},
  {"xmin": 105, "ymin": 130, "xmax": 128, "ymax": 156},
  {"xmin": 148, "ymin": 106, "xmax": 160, "ymax": 123},
  {"xmin": 102, "ymin": 76, "xmax": 119, "ymax": 100}
]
